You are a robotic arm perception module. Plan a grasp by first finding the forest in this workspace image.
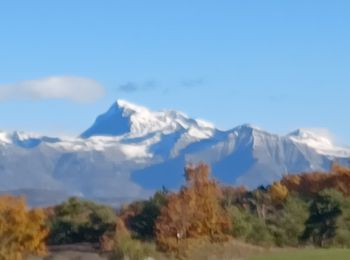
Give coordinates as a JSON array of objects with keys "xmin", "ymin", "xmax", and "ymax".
[{"xmin": 2, "ymin": 163, "xmax": 350, "ymax": 259}]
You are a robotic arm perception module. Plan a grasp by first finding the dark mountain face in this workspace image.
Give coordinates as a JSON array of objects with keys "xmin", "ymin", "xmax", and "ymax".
[{"xmin": 81, "ymin": 102, "xmax": 131, "ymax": 138}]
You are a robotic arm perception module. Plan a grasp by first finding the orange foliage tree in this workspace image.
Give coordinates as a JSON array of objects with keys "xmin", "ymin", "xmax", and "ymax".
[
  {"xmin": 0, "ymin": 195, "xmax": 48, "ymax": 260},
  {"xmin": 155, "ymin": 164, "xmax": 230, "ymax": 252},
  {"xmin": 281, "ymin": 164, "xmax": 350, "ymax": 197}
]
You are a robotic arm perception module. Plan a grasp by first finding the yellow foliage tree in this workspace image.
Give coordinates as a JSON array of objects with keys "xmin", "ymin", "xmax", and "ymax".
[
  {"xmin": 155, "ymin": 164, "xmax": 230, "ymax": 253},
  {"xmin": 0, "ymin": 195, "xmax": 48, "ymax": 260},
  {"xmin": 269, "ymin": 182, "xmax": 289, "ymax": 202}
]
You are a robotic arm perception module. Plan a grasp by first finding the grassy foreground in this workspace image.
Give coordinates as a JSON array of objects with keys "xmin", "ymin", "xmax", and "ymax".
[
  {"xmin": 250, "ymin": 248, "xmax": 350, "ymax": 260},
  {"xmin": 27, "ymin": 244, "xmax": 350, "ymax": 260}
]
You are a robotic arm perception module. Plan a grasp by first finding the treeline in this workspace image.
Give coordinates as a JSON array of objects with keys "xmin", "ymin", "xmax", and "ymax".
[
  {"xmin": 2, "ymin": 163, "xmax": 350, "ymax": 259},
  {"xmin": 223, "ymin": 163, "xmax": 350, "ymax": 248}
]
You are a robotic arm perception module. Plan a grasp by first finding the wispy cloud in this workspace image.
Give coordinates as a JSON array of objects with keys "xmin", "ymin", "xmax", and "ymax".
[
  {"xmin": 267, "ymin": 93, "xmax": 289, "ymax": 103},
  {"xmin": 117, "ymin": 78, "xmax": 204, "ymax": 94},
  {"xmin": 117, "ymin": 80, "xmax": 157, "ymax": 93},
  {"xmin": 0, "ymin": 76, "xmax": 105, "ymax": 103},
  {"xmin": 181, "ymin": 78, "xmax": 205, "ymax": 88}
]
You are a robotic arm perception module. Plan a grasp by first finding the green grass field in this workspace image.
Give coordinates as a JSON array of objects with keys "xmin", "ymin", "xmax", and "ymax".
[{"xmin": 249, "ymin": 248, "xmax": 350, "ymax": 260}]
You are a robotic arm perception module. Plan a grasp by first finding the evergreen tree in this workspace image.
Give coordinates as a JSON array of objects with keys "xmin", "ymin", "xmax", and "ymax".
[{"xmin": 301, "ymin": 189, "xmax": 343, "ymax": 247}]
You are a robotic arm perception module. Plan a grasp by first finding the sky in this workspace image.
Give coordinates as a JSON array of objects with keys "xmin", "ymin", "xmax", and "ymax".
[{"xmin": 0, "ymin": 1, "xmax": 349, "ymax": 144}]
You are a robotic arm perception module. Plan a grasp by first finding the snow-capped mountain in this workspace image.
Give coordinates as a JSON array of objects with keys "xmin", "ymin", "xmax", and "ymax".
[
  {"xmin": 0, "ymin": 99, "xmax": 349, "ymax": 206},
  {"xmin": 81, "ymin": 99, "xmax": 216, "ymax": 140}
]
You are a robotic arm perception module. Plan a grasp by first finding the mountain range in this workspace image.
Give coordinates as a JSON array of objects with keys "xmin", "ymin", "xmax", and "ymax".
[{"xmin": 1, "ymin": 99, "xmax": 349, "ymax": 206}]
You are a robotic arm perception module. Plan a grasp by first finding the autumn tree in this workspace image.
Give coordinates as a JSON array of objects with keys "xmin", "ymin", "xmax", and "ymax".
[
  {"xmin": 331, "ymin": 162, "xmax": 350, "ymax": 176},
  {"xmin": 281, "ymin": 164, "xmax": 350, "ymax": 197},
  {"xmin": 0, "ymin": 195, "xmax": 48, "ymax": 260},
  {"xmin": 269, "ymin": 182, "xmax": 289, "ymax": 203},
  {"xmin": 221, "ymin": 186, "xmax": 247, "ymax": 208},
  {"xmin": 244, "ymin": 186, "xmax": 273, "ymax": 220},
  {"xmin": 155, "ymin": 164, "xmax": 230, "ymax": 252}
]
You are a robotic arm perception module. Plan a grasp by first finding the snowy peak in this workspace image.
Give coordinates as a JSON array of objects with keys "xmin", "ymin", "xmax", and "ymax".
[
  {"xmin": 80, "ymin": 101, "xmax": 132, "ymax": 138},
  {"xmin": 0, "ymin": 131, "xmax": 11, "ymax": 144},
  {"xmin": 0, "ymin": 130, "xmax": 60, "ymax": 148},
  {"xmin": 232, "ymin": 124, "xmax": 263, "ymax": 135},
  {"xmin": 116, "ymin": 99, "xmax": 150, "ymax": 115},
  {"xmin": 230, "ymin": 124, "xmax": 269, "ymax": 141},
  {"xmin": 81, "ymin": 99, "xmax": 216, "ymax": 139},
  {"xmin": 288, "ymin": 128, "xmax": 333, "ymax": 147},
  {"xmin": 287, "ymin": 128, "xmax": 350, "ymax": 157}
]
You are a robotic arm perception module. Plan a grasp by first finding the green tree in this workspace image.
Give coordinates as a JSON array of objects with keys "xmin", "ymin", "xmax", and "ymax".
[
  {"xmin": 301, "ymin": 189, "xmax": 343, "ymax": 247},
  {"xmin": 48, "ymin": 197, "xmax": 116, "ymax": 245},
  {"xmin": 228, "ymin": 205, "xmax": 273, "ymax": 246},
  {"xmin": 332, "ymin": 195, "xmax": 350, "ymax": 247},
  {"xmin": 267, "ymin": 196, "xmax": 309, "ymax": 246},
  {"xmin": 128, "ymin": 189, "xmax": 168, "ymax": 240}
]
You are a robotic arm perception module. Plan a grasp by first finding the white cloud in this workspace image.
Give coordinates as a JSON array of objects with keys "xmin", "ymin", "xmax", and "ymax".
[{"xmin": 0, "ymin": 76, "xmax": 105, "ymax": 103}]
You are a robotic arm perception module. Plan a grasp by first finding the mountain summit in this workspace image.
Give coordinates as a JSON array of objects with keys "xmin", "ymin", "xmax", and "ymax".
[
  {"xmin": 80, "ymin": 100, "xmax": 132, "ymax": 138},
  {"xmin": 81, "ymin": 99, "xmax": 216, "ymax": 139},
  {"xmin": 0, "ymin": 99, "xmax": 349, "ymax": 206}
]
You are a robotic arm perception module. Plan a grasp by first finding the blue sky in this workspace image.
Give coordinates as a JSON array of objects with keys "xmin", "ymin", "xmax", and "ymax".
[{"xmin": 0, "ymin": 1, "xmax": 349, "ymax": 144}]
